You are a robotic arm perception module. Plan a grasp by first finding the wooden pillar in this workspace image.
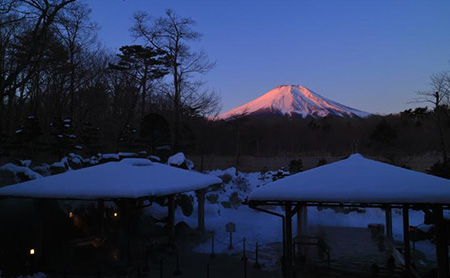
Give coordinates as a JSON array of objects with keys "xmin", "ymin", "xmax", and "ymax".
[
  {"xmin": 196, "ymin": 189, "xmax": 205, "ymax": 231},
  {"xmin": 118, "ymin": 199, "xmax": 133, "ymax": 266},
  {"xmin": 285, "ymin": 202, "xmax": 293, "ymax": 278},
  {"xmin": 296, "ymin": 203, "xmax": 302, "ymax": 238},
  {"xmin": 296, "ymin": 204, "xmax": 308, "ymax": 257},
  {"xmin": 33, "ymin": 199, "xmax": 44, "ymax": 267},
  {"xmin": 385, "ymin": 205, "xmax": 393, "ymax": 240},
  {"xmin": 301, "ymin": 205, "xmax": 308, "ymax": 235},
  {"xmin": 434, "ymin": 205, "xmax": 449, "ymax": 278},
  {"xmin": 168, "ymin": 195, "xmax": 175, "ymax": 246},
  {"xmin": 97, "ymin": 200, "xmax": 105, "ymax": 237},
  {"xmin": 402, "ymin": 204, "xmax": 411, "ymax": 276}
]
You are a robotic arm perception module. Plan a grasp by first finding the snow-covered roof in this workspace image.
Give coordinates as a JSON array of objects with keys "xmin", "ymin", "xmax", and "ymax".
[
  {"xmin": 249, "ymin": 154, "xmax": 450, "ymax": 205},
  {"xmin": 0, "ymin": 159, "xmax": 222, "ymax": 200}
]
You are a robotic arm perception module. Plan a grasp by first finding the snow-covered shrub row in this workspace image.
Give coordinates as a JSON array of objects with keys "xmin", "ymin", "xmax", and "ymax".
[
  {"xmin": 203, "ymin": 167, "xmax": 274, "ymax": 210},
  {"xmin": 13, "ymin": 272, "xmax": 46, "ymax": 278},
  {"xmin": 0, "ymin": 151, "xmax": 198, "ymax": 188},
  {"xmin": 0, "ymin": 163, "xmax": 43, "ymax": 186},
  {"xmin": 0, "ymin": 151, "xmax": 166, "ymax": 188}
]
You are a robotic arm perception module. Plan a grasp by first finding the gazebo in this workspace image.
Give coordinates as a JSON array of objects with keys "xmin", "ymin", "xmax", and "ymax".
[
  {"xmin": 248, "ymin": 154, "xmax": 450, "ymax": 278},
  {"xmin": 0, "ymin": 158, "xmax": 222, "ymax": 265}
]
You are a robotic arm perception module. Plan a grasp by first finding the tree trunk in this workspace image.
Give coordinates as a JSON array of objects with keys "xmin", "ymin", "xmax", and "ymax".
[
  {"xmin": 172, "ymin": 66, "xmax": 181, "ymax": 151},
  {"xmin": 140, "ymin": 65, "xmax": 148, "ymax": 118},
  {"xmin": 435, "ymin": 93, "xmax": 448, "ymax": 162}
]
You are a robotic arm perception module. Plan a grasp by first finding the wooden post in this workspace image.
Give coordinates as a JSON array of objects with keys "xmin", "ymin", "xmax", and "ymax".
[
  {"xmin": 434, "ymin": 205, "xmax": 449, "ymax": 278},
  {"xmin": 296, "ymin": 203, "xmax": 307, "ymax": 257},
  {"xmin": 385, "ymin": 205, "xmax": 393, "ymax": 240},
  {"xmin": 168, "ymin": 195, "xmax": 175, "ymax": 246},
  {"xmin": 33, "ymin": 199, "xmax": 44, "ymax": 267},
  {"xmin": 301, "ymin": 205, "xmax": 308, "ymax": 235},
  {"xmin": 285, "ymin": 202, "xmax": 293, "ymax": 278},
  {"xmin": 296, "ymin": 203, "xmax": 301, "ymax": 258},
  {"xmin": 97, "ymin": 200, "xmax": 105, "ymax": 237},
  {"xmin": 402, "ymin": 204, "xmax": 411, "ymax": 276},
  {"xmin": 196, "ymin": 189, "xmax": 205, "ymax": 231},
  {"xmin": 118, "ymin": 199, "xmax": 134, "ymax": 266}
]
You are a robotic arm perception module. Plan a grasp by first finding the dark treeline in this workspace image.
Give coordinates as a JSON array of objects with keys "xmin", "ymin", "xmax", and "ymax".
[
  {"xmin": 195, "ymin": 105, "xmax": 450, "ymax": 178},
  {"xmin": 200, "ymin": 110, "xmax": 445, "ymax": 160},
  {"xmin": 0, "ymin": 0, "xmax": 449, "ymax": 178},
  {"xmin": 0, "ymin": 0, "xmax": 220, "ymax": 162}
]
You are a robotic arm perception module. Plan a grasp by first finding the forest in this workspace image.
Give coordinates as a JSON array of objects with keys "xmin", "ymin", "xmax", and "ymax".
[{"xmin": 0, "ymin": 0, "xmax": 449, "ymax": 178}]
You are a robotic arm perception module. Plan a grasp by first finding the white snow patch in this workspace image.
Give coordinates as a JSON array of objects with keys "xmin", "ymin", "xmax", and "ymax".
[
  {"xmin": 101, "ymin": 153, "xmax": 120, "ymax": 160},
  {"xmin": 168, "ymin": 152, "xmax": 186, "ymax": 166}
]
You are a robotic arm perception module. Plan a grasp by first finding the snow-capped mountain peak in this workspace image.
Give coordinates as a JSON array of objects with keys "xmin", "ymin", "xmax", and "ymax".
[{"xmin": 217, "ymin": 85, "xmax": 370, "ymax": 119}]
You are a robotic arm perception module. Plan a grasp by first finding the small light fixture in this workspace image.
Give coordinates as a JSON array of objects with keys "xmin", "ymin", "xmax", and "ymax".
[
  {"xmin": 69, "ymin": 211, "xmax": 73, "ymax": 218},
  {"xmin": 114, "ymin": 212, "xmax": 118, "ymax": 217},
  {"xmin": 30, "ymin": 249, "xmax": 35, "ymax": 255}
]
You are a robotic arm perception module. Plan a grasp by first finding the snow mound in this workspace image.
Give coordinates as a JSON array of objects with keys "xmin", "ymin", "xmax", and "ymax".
[
  {"xmin": 168, "ymin": 152, "xmax": 186, "ymax": 166},
  {"xmin": 167, "ymin": 152, "xmax": 194, "ymax": 170},
  {"xmin": 120, "ymin": 158, "xmax": 152, "ymax": 166}
]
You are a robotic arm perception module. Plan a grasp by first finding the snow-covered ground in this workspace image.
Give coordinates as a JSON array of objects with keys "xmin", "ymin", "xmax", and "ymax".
[{"xmin": 144, "ymin": 167, "xmax": 441, "ymax": 267}]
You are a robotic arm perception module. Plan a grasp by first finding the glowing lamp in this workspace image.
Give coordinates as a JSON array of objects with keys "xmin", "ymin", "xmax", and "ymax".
[
  {"xmin": 114, "ymin": 212, "xmax": 118, "ymax": 217},
  {"xmin": 30, "ymin": 249, "xmax": 35, "ymax": 255}
]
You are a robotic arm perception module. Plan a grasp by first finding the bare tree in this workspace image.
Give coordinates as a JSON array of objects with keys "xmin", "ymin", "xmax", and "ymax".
[
  {"xmin": 414, "ymin": 71, "xmax": 450, "ymax": 162},
  {"xmin": 54, "ymin": 1, "xmax": 98, "ymax": 118},
  {"xmin": 132, "ymin": 9, "xmax": 215, "ymax": 150},
  {"xmin": 0, "ymin": 0, "xmax": 77, "ymax": 101},
  {"xmin": 0, "ymin": 0, "xmax": 78, "ymax": 133}
]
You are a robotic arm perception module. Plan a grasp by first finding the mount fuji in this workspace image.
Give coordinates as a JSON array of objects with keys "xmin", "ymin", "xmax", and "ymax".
[{"xmin": 217, "ymin": 85, "xmax": 371, "ymax": 119}]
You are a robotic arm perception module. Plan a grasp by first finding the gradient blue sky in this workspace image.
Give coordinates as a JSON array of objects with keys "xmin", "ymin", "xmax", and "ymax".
[{"xmin": 88, "ymin": 0, "xmax": 450, "ymax": 115}]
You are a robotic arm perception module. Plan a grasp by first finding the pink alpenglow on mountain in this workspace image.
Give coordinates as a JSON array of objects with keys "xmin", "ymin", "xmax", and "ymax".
[{"xmin": 217, "ymin": 85, "xmax": 371, "ymax": 119}]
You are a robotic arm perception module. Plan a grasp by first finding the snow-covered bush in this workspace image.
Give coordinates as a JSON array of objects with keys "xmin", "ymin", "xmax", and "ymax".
[
  {"xmin": 167, "ymin": 152, "xmax": 194, "ymax": 170},
  {"xmin": 218, "ymin": 173, "xmax": 233, "ymax": 183},
  {"xmin": 228, "ymin": 192, "xmax": 242, "ymax": 209},
  {"xmin": 206, "ymin": 193, "xmax": 219, "ymax": 204},
  {"xmin": 176, "ymin": 194, "xmax": 194, "ymax": 216},
  {"xmin": 271, "ymin": 169, "xmax": 289, "ymax": 181},
  {"xmin": 0, "ymin": 163, "xmax": 42, "ymax": 186},
  {"xmin": 259, "ymin": 166, "xmax": 269, "ymax": 181},
  {"xmin": 234, "ymin": 175, "xmax": 250, "ymax": 192}
]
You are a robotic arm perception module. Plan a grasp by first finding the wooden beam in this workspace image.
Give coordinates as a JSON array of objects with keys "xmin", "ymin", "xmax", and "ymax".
[
  {"xmin": 434, "ymin": 205, "xmax": 449, "ymax": 278},
  {"xmin": 196, "ymin": 189, "xmax": 205, "ymax": 231},
  {"xmin": 285, "ymin": 202, "xmax": 293, "ymax": 278},
  {"xmin": 402, "ymin": 204, "xmax": 411, "ymax": 276}
]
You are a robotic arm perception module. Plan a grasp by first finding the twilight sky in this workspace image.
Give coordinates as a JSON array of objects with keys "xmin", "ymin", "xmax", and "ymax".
[{"xmin": 88, "ymin": 0, "xmax": 450, "ymax": 115}]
